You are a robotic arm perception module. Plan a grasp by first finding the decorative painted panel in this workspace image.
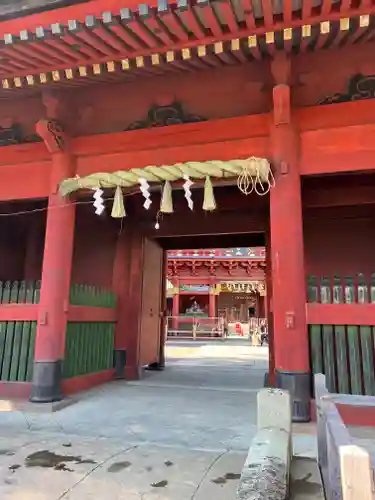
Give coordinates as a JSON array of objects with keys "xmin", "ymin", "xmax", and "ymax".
[
  {"xmin": 180, "ymin": 284, "xmax": 210, "ymax": 293},
  {"xmin": 168, "ymin": 247, "xmax": 265, "ymax": 259},
  {"xmin": 319, "ymin": 74, "xmax": 375, "ymax": 105},
  {"xmin": 127, "ymin": 101, "xmax": 205, "ymax": 130}
]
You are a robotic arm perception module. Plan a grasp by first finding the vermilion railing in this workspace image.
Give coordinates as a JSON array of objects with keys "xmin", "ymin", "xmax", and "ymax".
[{"xmin": 167, "ymin": 316, "xmax": 224, "ymax": 339}]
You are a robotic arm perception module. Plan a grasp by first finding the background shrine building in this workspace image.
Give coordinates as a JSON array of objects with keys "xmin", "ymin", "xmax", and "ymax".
[{"xmin": 166, "ymin": 247, "xmax": 266, "ymax": 323}]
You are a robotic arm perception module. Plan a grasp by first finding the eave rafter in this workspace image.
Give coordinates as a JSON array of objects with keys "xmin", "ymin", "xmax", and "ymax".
[{"xmin": 0, "ymin": 0, "xmax": 374, "ymax": 90}]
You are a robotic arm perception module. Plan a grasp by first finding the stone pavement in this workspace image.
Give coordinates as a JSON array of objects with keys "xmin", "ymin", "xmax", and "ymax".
[{"xmin": 0, "ymin": 341, "xmax": 315, "ymax": 499}]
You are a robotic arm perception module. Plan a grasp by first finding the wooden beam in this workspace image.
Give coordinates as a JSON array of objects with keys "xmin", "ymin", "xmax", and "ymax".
[
  {"xmin": 141, "ymin": 210, "xmax": 267, "ymax": 237},
  {"xmin": 85, "ymin": 15, "xmax": 132, "ymax": 54},
  {"xmin": 0, "ymin": 304, "xmax": 38, "ymax": 321},
  {"xmin": 139, "ymin": 4, "xmax": 177, "ymax": 46},
  {"xmin": 283, "ymin": 0, "xmax": 293, "ymax": 24},
  {"xmin": 76, "ymin": 135, "xmax": 268, "ymax": 176},
  {"xmin": 261, "ymin": 0, "xmax": 274, "ymax": 27},
  {"xmin": 301, "ymin": 123, "xmax": 375, "ymax": 175},
  {"xmin": 176, "ymin": 0, "xmax": 206, "ymax": 39},
  {"xmin": 157, "ymin": 0, "xmax": 190, "ymax": 43},
  {"xmin": 195, "ymin": 0, "xmax": 224, "ymax": 38},
  {"xmin": 303, "ymin": 185, "xmax": 375, "ymax": 208},
  {"xmin": 120, "ymin": 8, "xmax": 162, "ymax": 49},
  {"xmin": 218, "ymin": 0, "xmax": 240, "ymax": 34},
  {"xmin": 307, "ymin": 303, "xmax": 375, "ymax": 326},
  {"xmin": 73, "ymin": 114, "xmax": 269, "ymax": 155},
  {"xmin": 102, "ymin": 11, "xmax": 140, "ymax": 50},
  {"xmin": 321, "ymin": 0, "xmax": 334, "ymax": 17}
]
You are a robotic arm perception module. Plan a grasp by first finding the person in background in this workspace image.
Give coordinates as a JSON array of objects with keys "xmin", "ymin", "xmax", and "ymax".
[
  {"xmin": 260, "ymin": 324, "xmax": 268, "ymax": 346},
  {"xmin": 223, "ymin": 315, "xmax": 229, "ymax": 337}
]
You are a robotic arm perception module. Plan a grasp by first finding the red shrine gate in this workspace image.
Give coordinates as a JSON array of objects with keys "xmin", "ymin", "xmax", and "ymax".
[{"xmin": 2, "ymin": 0, "xmax": 375, "ymax": 428}]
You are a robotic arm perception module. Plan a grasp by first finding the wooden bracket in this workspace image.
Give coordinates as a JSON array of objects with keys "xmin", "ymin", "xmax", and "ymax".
[{"xmin": 36, "ymin": 119, "xmax": 66, "ymax": 154}]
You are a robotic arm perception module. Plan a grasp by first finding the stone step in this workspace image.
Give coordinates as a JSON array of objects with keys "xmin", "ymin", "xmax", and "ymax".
[{"xmin": 289, "ymin": 456, "xmax": 325, "ymax": 500}]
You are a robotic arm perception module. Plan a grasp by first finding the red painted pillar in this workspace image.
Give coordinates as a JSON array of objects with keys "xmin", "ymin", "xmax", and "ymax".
[
  {"xmin": 262, "ymin": 295, "xmax": 266, "ymax": 318},
  {"xmin": 209, "ymin": 291, "xmax": 216, "ymax": 318},
  {"xmin": 265, "ymin": 232, "xmax": 275, "ymax": 386},
  {"xmin": 270, "ymin": 73, "xmax": 311, "ymax": 421},
  {"xmin": 172, "ymin": 292, "xmax": 180, "ymax": 329},
  {"xmin": 30, "ymin": 151, "xmax": 76, "ymax": 402}
]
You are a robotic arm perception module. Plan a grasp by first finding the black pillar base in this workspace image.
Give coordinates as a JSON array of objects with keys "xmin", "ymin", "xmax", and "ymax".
[
  {"xmin": 29, "ymin": 360, "xmax": 62, "ymax": 403},
  {"xmin": 145, "ymin": 361, "xmax": 165, "ymax": 371},
  {"xmin": 114, "ymin": 349, "xmax": 127, "ymax": 379},
  {"xmin": 263, "ymin": 372, "xmax": 272, "ymax": 388},
  {"xmin": 276, "ymin": 370, "xmax": 312, "ymax": 423}
]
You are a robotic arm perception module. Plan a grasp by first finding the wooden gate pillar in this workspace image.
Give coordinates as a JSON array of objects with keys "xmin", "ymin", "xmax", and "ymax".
[
  {"xmin": 30, "ymin": 120, "xmax": 76, "ymax": 402},
  {"xmin": 269, "ymin": 55, "xmax": 311, "ymax": 422},
  {"xmin": 124, "ymin": 228, "xmax": 144, "ymax": 380},
  {"xmin": 112, "ymin": 225, "xmax": 131, "ymax": 378}
]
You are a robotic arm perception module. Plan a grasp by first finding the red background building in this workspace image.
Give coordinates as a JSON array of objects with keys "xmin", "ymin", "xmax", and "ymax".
[{"xmin": 166, "ymin": 247, "xmax": 266, "ymax": 322}]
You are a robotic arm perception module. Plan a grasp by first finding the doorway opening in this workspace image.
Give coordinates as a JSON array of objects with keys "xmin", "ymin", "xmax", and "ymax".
[
  {"xmin": 115, "ymin": 183, "xmax": 272, "ymax": 391},
  {"xmin": 148, "ymin": 231, "xmax": 270, "ymax": 390},
  {"xmin": 164, "ymin": 240, "xmax": 267, "ymax": 344}
]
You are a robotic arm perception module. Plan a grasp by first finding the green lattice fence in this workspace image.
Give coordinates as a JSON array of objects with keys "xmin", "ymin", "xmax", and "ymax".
[
  {"xmin": 0, "ymin": 281, "xmax": 41, "ymax": 304},
  {"xmin": 309, "ymin": 324, "xmax": 375, "ymax": 396},
  {"xmin": 63, "ymin": 322, "xmax": 115, "ymax": 378},
  {"xmin": 0, "ymin": 321, "xmax": 36, "ymax": 381},
  {"xmin": 70, "ymin": 284, "xmax": 116, "ymax": 308},
  {"xmin": 0, "ymin": 281, "xmax": 39, "ymax": 381},
  {"xmin": 307, "ymin": 274, "xmax": 375, "ymax": 396}
]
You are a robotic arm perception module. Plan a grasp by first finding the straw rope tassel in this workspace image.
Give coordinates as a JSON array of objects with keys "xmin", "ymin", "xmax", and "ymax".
[
  {"xmin": 111, "ymin": 186, "xmax": 126, "ymax": 218},
  {"xmin": 160, "ymin": 181, "xmax": 174, "ymax": 213},
  {"xmin": 203, "ymin": 176, "xmax": 216, "ymax": 211}
]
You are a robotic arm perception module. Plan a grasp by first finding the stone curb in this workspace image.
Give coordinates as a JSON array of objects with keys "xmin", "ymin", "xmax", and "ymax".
[{"xmin": 236, "ymin": 389, "xmax": 292, "ymax": 500}]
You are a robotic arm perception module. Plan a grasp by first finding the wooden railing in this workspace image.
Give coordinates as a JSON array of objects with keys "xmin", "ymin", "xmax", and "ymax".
[
  {"xmin": 307, "ymin": 275, "xmax": 375, "ymax": 397},
  {"xmin": 307, "ymin": 274, "xmax": 375, "ymax": 305},
  {"xmin": 315, "ymin": 374, "xmax": 375, "ymax": 499},
  {"xmin": 0, "ymin": 280, "xmax": 40, "ymax": 304},
  {"xmin": 166, "ymin": 316, "xmax": 224, "ymax": 339}
]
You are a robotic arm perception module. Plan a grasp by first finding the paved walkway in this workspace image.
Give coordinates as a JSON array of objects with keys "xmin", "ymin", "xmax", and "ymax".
[
  {"xmin": 5, "ymin": 340, "xmax": 375, "ymax": 498},
  {"xmin": 0, "ymin": 341, "xmax": 314, "ymax": 499}
]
